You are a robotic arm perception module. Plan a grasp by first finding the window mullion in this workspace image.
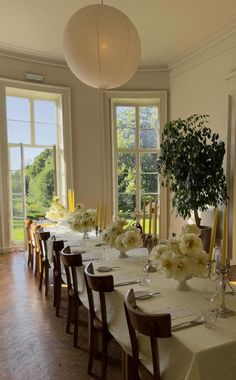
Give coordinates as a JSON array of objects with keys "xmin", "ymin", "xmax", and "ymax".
[
  {"xmin": 30, "ymin": 98, "xmax": 35, "ymax": 145},
  {"xmin": 136, "ymin": 106, "xmax": 140, "ymax": 213}
]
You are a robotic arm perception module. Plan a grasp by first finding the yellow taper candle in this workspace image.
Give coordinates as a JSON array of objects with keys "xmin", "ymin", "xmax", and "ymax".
[
  {"xmin": 71, "ymin": 189, "xmax": 75, "ymax": 211},
  {"xmin": 208, "ymin": 208, "xmax": 218, "ymax": 260},
  {"xmin": 100, "ymin": 204, "xmax": 103, "ymax": 230},
  {"xmin": 148, "ymin": 197, "xmax": 152, "ymax": 234},
  {"xmin": 221, "ymin": 206, "xmax": 228, "ymax": 266},
  {"xmin": 96, "ymin": 203, "xmax": 99, "ymax": 226},
  {"xmin": 153, "ymin": 198, "xmax": 158, "ymax": 239},
  {"xmin": 68, "ymin": 189, "xmax": 72, "ymax": 212},
  {"xmin": 103, "ymin": 204, "xmax": 107, "ymax": 229},
  {"xmin": 142, "ymin": 198, "xmax": 146, "ymax": 234}
]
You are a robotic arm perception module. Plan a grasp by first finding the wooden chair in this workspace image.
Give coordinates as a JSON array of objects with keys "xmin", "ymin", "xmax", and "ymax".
[
  {"xmin": 38, "ymin": 231, "xmax": 51, "ymax": 296},
  {"xmin": 60, "ymin": 247, "xmax": 83, "ymax": 347},
  {"xmin": 84, "ymin": 262, "xmax": 114, "ymax": 380},
  {"xmin": 52, "ymin": 239, "xmax": 65, "ymax": 317},
  {"xmin": 24, "ymin": 218, "xmax": 33, "ymax": 269},
  {"xmin": 31, "ymin": 223, "xmax": 42, "ymax": 276},
  {"xmin": 124, "ymin": 288, "xmax": 171, "ymax": 380}
]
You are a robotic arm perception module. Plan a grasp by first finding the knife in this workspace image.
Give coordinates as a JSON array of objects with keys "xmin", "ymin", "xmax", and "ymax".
[
  {"xmin": 172, "ymin": 320, "xmax": 203, "ymax": 332},
  {"xmin": 114, "ymin": 280, "xmax": 138, "ymax": 288}
]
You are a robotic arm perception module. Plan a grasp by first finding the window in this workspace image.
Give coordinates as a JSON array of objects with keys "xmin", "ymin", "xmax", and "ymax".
[{"xmin": 106, "ymin": 91, "xmax": 167, "ymax": 239}]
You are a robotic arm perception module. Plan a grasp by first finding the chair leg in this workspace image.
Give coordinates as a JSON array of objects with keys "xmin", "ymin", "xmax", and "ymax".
[
  {"xmin": 34, "ymin": 251, "xmax": 39, "ymax": 277},
  {"xmin": 53, "ymin": 271, "xmax": 57, "ymax": 307},
  {"xmin": 56, "ymin": 281, "xmax": 62, "ymax": 317},
  {"xmin": 66, "ymin": 296, "xmax": 72, "ymax": 333},
  {"xmin": 39, "ymin": 262, "xmax": 44, "ymax": 290},
  {"xmin": 73, "ymin": 298, "xmax": 79, "ymax": 347},
  {"xmin": 88, "ymin": 323, "xmax": 96, "ymax": 375},
  {"xmin": 45, "ymin": 261, "xmax": 49, "ymax": 297},
  {"xmin": 101, "ymin": 331, "xmax": 108, "ymax": 380}
]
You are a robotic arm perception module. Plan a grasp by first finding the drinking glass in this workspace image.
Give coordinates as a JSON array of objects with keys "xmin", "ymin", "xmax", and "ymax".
[{"xmin": 202, "ymin": 278, "xmax": 220, "ymax": 324}]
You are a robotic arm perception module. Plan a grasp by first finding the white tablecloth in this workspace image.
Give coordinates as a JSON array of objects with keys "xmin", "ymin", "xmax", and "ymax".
[{"xmin": 44, "ymin": 224, "xmax": 236, "ymax": 380}]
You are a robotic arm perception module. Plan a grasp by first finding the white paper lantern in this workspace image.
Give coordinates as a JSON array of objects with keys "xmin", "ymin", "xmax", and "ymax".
[{"xmin": 63, "ymin": 4, "xmax": 141, "ymax": 89}]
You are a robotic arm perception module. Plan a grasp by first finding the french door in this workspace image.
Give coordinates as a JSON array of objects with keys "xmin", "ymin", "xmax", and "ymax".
[{"xmin": 8, "ymin": 144, "xmax": 56, "ymax": 243}]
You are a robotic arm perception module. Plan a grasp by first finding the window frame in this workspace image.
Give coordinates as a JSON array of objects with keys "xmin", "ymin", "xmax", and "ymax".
[
  {"xmin": 0, "ymin": 78, "xmax": 73, "ymax": 250},
  {"xmin": 104, "ymin": 90, "xmax": 168, "ymax": 240}
]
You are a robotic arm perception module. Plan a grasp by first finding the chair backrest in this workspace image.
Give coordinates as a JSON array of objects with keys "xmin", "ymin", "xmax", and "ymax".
[
  {"xmin": 31, "ymin": 223, "xmax": 43, "ymax": 252},
  {"xmin": 52, "ymin": 240, "xmax": 64, "ymax": 275},
  {"xmin": 60, "ymin": 246, "xmax": 83, "ymax": 294},
  {"xmin": 24, "ymin": 218, "xmax": 33, "ymax": 243},
  {"xmin": 124, "ymin": 288, "xmax": 171, "ymax": 380},
  {"xmin": 38, "ymin": 231, "xmax": 50, "ymax": 260},
  {"xmin": 84, "ymin": 262, "xmax": 114, "ymax": 329}
]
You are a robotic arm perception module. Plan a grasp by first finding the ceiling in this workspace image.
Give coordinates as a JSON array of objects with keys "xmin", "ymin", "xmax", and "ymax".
[{"xmin": 0, "ymin": 0, "xmax": 236, "ymax": 69}]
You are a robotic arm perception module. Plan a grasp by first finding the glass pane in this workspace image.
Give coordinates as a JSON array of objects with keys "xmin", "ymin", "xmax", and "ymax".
[
  {"xmin": 35, "ymin": 123, "xmax": 57, "ymax": 145},
  {"xmin": 12, "ymin": 217, "xmax": 24, "ymax": 241},
  {"xmin": 140, "ymin": 106, "xmax": 159, "ymax": 148},
  {"xmin": 140, "ymin": 129, "xmax": 157, "ymax": 148},
  {"xmin": 141, "ymin": 174, "xmax": 158, "ymax": 194},
  {"xmin": 9, "ymin": 147, "xmax": 21, "ymax": 170},
  {"xmin": 116, "ymin": 106, "xmax": 135, "ymax": 129},
  {"xmin": 140, "ymin": 106, "xmax": 158, "ymax": 129},
  {"xmin": 10, "ymin": 170, "xmax": 23, "ymax": 194},
  {"xmin": 7, "ymin": 121, "xmax": 31, "ymax": 144},
  {"xmin": 118, "ymin": 193, "xmax": 136, "ymax": 219},
  {"xmin": 117, "ymin": 153, "xmax": 136, "ymax": 193},
  {"xmin": 117, "ymin": 129, "xmax": 135, "ymax": 148},
  {"xmin": 6, "ymin": 96, "xmax": 30, "ymax": 121},
  {"xmin": 140, "ymin": 153, "xmax": 158, "ymax": 172},
  {"xmin": 25, "ymin": 147, "xmax": 55, "ymax": 218},
  {"xmin": 34, "ymin": 100, "xmax": 57, "ymax": 123},
  {"xmin": 12, "ymin": 194, "xmax": 24, "ymax": 218}
]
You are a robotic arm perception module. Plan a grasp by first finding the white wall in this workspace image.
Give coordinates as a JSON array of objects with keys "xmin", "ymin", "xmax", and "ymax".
[
  {"xmin": 0, "ymin": 54, "xmax": 169, "ymax": 249},
  {"xmin": 169, "ymin": 38, "xmax": 236, "ymax": 261}
]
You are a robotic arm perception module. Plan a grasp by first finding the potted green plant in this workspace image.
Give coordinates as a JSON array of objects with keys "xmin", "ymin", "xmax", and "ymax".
[{"xmin": 157, "ymin": 114, "xmax": 228, "ymax": 249}]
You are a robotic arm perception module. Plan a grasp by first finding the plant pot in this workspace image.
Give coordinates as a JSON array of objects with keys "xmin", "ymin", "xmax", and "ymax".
[{"xmin": 200, "ymin": 226, "xmax": 212, "ymax": 253}]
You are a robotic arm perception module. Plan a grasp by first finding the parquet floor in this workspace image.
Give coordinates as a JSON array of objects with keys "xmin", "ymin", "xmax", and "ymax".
[{"xmin": 0, "ymin": 252, "xmax": 122, "ymax": 380}]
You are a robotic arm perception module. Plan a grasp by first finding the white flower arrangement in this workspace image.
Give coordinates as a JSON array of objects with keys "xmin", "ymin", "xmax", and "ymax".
[
  {"xmin": 150, "ymin": 224, "xmax": 208, "ymax": 281},
  {"xmin": 101, "ymin": 218, "xmax": 143, "ymax": 252},
  {"xmin": 45, "ymin": 196, "xmax": 69, "ymax": 222},
  {"xmin": 68, "ymin": 203, "xmax": 96, "ymax": 232}
]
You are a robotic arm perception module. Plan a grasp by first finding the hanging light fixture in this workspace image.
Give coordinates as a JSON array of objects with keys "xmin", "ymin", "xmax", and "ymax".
[{"xmin": 63, "ymin": 2, "xmax": 141, "ymax": 89}]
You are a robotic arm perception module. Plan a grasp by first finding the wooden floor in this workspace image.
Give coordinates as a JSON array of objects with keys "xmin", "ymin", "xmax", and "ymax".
[{"xmin": 0, "ymin": 252, "xmax": 122, "ymax": 380}]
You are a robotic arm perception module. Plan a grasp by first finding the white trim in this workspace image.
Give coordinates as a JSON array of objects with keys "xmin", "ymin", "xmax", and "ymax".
[{"xmin": 227, "ymin": 93, "xmax": 236, "ymax": 265}]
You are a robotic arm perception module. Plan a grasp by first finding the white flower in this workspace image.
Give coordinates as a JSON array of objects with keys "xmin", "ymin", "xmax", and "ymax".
[
  {"xmin": 150, "ymin": 244, "xmax": 169, "ymax": 261},
  {"xmin": 46, "ymin": 196, "xmax": 69, "ymax": 221},
  {"xmin": 68, "ymin": 207, "xmax": 96, "ymax": 232},
  {"xmin": 173, "ymin": 255, "xmax": 193, "ymax": 281},
  {"xmin": 181, "ymin": 223, "xmax": 201, "ymax": 236},
  {"xmin": 179, "ymin": 233, "xmax": 203, "ymax": 256},
  {"xmin": 160, "ymin": 251, "xmax": 176, "ymax": 278},
  {"xmin": 192, "ymin": 251, "xmax": 208, "ymax": 277},
  {"xmin": 114, "ymin": 233, "xmax": 126, "ymax": 251},
  {"xmin": 122, "ymin": 230, "xmax": 142, "ymax": 251}
]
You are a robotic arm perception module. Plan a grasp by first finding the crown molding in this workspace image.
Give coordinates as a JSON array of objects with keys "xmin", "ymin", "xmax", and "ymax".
[
  {"xmin": 0, "ymin": 43, "xmax": 67, "ymax": 67},
  {"xmin": 166, "ymin": 8, "xmax": 236, "ymax": 69},
  {"xmin": 169, "ymin": 25, "xmax": 236, "ymax": 82}
]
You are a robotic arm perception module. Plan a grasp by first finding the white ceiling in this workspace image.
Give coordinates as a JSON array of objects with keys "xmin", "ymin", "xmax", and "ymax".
[{"xmin": 0, "ymin": 0, "xmax": 236, "ymax": 69}]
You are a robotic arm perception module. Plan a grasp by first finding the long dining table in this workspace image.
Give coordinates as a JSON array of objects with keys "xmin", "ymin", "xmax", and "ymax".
[{"xmin": 44, "ymin": 223, "xmax": 236, "ymax": 380}]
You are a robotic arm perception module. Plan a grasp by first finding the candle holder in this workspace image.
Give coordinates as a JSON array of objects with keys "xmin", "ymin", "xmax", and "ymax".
[
  {"xmin": 144, "ymin": 239, "xmax": 158, "ymax": 273},
  {"xmin": 205, "ymin": 260, "xmax": 218, "ymax": 280},
  {"xmin": 218, "ymin": 265, "xmax": 236, "ymax": 318}
]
